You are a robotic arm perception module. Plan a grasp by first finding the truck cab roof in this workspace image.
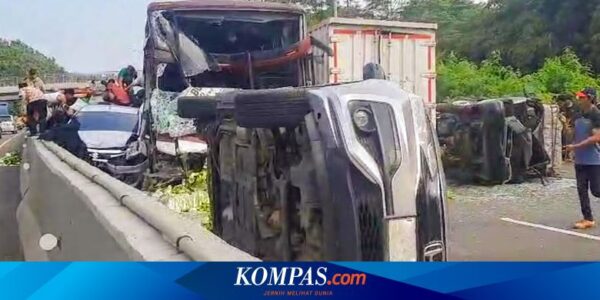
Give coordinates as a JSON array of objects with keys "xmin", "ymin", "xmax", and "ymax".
[{"xmin": 147, "ymin": 0, "xmax": 304, "ymax": 14}]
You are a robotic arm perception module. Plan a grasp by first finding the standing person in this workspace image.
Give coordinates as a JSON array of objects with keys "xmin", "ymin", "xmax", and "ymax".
[
  {"xmin": 117, "ymin": 65, "xmax": 137, "ymax": 88},
  {"xmin": 565, "ymin": 87, "xmax": 600, "ymax": 229},
  {"xmin": 19, "ymin": 83, "xmax": 48, "ymax": 135},
  {"xmin": 24, "ymin": 68, "xmax": 45, "ymax": 92}
]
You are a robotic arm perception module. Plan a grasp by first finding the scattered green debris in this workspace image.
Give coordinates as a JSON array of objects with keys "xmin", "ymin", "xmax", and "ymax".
[
  {"xmin": 446, "ymin": 188, "xmax": 457, "ymax": 203},
  {"xmin": 0, "ymin": 152, "xmax": 21, "ymax": 166},
  {"xmin": 151, "ymin": 171, "xmax": 213, "ymax": 231}
]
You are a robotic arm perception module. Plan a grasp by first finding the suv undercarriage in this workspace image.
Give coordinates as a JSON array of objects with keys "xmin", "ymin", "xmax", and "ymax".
[{"xmin": 180, "ymin": 80, "xmax": 447, "ymax": 261}]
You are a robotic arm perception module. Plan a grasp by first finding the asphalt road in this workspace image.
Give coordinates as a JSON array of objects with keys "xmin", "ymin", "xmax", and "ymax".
[
  {"xmin": 447, "ymin": 168, "xmax": 600, "ymax": 261},
  {"xmin": 0, "ymin": 133, "xmax": 13, "ymax": 146}
]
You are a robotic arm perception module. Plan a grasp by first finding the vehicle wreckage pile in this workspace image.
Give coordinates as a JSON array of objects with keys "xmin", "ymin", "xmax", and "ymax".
[
  {"xmin": 436, "ymin": 97, "xmax": 564, "ymax": 185},
  {"xmin": 139, "ymin": 1, "xmax": 446, "ymax": 262}
]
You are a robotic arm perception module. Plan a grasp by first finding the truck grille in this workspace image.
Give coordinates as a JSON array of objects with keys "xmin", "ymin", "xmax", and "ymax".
[{"xmin": 351, "ymin": 167, "xmax": 384, "ymax": 261}]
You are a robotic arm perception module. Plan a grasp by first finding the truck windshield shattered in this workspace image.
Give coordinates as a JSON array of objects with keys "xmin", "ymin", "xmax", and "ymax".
[{"xmin": 143, "ymin": 0, "xmax": 447, "ymax": 262}]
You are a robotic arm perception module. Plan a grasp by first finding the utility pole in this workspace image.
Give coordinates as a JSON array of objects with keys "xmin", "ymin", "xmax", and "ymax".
[{"xmin": 333, "ymin": 0, "xmax": 338, "ymax": 17}]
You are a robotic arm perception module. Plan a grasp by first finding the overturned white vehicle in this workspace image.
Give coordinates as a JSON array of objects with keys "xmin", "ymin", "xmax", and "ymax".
[{"xmin": 179, "ymin": 80, "xmax": 447, "ymax": 261}]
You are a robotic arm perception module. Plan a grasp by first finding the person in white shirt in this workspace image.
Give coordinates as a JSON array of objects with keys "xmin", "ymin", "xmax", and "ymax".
[{"xmin": 46, "ymin": 89, "xmax": 81, "ymax": 128}]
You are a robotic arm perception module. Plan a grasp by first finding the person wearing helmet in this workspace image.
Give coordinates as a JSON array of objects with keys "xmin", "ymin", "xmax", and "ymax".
[{"xmin": 565, "ymin": 87, "xmax": 600, "ymax": 229}]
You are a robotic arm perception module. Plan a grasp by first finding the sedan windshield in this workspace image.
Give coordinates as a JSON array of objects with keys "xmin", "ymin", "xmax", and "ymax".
[
  {"xmin": 75, "ymin": 111, "xmax": 138, "ymax": 132},
  {"xmin": 0, "ymin": 106, "xmax": 9, "ymax": 116}
]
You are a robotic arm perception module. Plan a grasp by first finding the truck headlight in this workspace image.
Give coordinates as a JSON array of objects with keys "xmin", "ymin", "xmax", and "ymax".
[{"xmin": 352, "ymin": 108, "xmax": 376, "ymax": 133}]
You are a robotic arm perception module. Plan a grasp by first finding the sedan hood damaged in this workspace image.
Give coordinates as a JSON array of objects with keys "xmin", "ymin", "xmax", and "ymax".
[{"xmin": 78, "ymin": 131, "xmax": 134, "ymax": 149}]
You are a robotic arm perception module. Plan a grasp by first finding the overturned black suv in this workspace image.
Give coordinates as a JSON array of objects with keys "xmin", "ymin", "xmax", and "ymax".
[{"xmin": 437, "ymin": 97, "xmax": 550, "ymax": 184}]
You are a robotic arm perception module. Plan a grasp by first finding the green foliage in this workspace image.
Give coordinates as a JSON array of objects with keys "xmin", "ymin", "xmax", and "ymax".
[
  {"xmin": 0, "ymin": 152, "xmax": 21, "ymax": 166},
  {"xmin": 438, "ymin": 52, "xmax": 525, "ymax": 101},
  {"xmin": 9, "ymin": 102, "xmax": 23, "ymax": 116},
  {"xmin": 152, "ymin": 171, "xmax": 213, "ymax": 231},
  {"xmin": 399, "ymin": 0, "xmax": 484, "ymax": 56},
  {"xmin": 438, "ymin": 49, "xmax": 600, "ymax": 102},
  {"xmin": 527, "ymin": 49, "xmax": 600, "ymax": 99},
  {"xmin": 0, "ymin": 39, "xmax": 64, "ymax": 78}
]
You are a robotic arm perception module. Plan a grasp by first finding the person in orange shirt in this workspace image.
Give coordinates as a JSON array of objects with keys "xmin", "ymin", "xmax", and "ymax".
[{"xmin": 104, "ymin": 80, "xmax": 131, "ymax": 106}]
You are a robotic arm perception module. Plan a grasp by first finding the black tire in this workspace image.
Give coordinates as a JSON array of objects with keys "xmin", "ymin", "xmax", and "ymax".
[
  {"xmin": 234, "ymin": 89, "xmax": 311, "ymax": 128},
  {"xmin": 177, "ymin": 96, "xmax": 218, "ymax": 122}
]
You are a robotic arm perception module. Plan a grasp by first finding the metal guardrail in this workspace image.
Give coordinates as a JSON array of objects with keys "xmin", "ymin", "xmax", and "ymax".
[
  {"xmin": 0, "ymin": 72, "xmax": 120, "ymax": 87},
  {"xmin": 0, "ymin": 75, "xmax": 87, "ymax": 87}
]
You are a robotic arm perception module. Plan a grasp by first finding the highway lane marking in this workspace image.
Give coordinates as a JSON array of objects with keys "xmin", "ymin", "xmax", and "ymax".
[
  {"xmin": 501, "ymin": 217, "xmax": 600, "ymax": 242},
  {"xmin": 0, "ymin": 134, "xmax": 19, "ymax": 150}
]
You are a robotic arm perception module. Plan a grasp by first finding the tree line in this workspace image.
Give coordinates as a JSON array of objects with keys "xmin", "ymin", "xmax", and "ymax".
[
  {"xmin": 274, "ymin": 0, "xmax": 600, "ymax": 100},
  {"xmin": 288, "ymin": 0, "xmax": 600, "ymax": 73},
  {"xmin": 0, "ymin": 39, "xmax": 64, "ymax": 79}
]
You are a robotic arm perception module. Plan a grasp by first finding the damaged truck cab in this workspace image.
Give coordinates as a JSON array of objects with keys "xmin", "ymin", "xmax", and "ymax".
[
  {"xmin": 144, "ymin": 0, "xmax": 447, "ymax": 261},
  {"xmin": 144, "ymin": 1, "xmax": 322, "ymax": 169}
]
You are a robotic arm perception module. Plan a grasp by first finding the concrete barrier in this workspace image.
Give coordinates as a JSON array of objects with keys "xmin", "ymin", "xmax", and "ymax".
[
  {"xmin": 0, "ymin": 166, "xmax": 22, "ymax": 260},
  {"xmin": 17, "ymin": 138, "xmax": 258, "ymax": 261},
  {"xmin": 0, "ymin": 133, "xmax": 26, "ymax": 261}
]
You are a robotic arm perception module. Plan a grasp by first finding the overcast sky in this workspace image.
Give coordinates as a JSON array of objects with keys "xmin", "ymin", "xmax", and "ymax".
[
  {"xmin": 0, "ymin": 0, "xmax": 157, "ymax": 73},
  {"xmin": 0, "ymin": 0, "xmax": 487, "ymax": 73}
]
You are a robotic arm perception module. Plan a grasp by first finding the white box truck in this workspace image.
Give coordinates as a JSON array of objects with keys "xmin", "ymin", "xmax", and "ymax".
[{"xmin": 310, "ymin": 17, "xmax": 438, "ymax": 104}]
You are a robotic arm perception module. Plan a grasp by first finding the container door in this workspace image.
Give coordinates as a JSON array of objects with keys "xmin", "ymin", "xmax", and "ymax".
[
  {"xmin": 379, "ymin": 31, "xmax": 436, "ymax": 104},
  {"xmin": 330, "ymin": 28, "xmax": 379, "ymax": 83}
]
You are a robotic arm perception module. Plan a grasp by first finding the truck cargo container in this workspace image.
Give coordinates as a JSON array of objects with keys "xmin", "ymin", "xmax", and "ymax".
[{"xmin": 310, "ymin": 17, "xmax": 437, "ymax": 105}]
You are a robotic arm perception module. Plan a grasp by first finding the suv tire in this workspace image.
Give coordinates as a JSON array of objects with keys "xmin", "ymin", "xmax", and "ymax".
[{"xmin": 234, "ymin": 89, "xmax": 311, "ymax": 128}]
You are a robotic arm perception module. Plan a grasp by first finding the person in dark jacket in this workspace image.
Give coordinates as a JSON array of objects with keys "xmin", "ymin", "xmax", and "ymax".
[{"xmin": 39, "ymin": 118, "xmax": 88, "ymax": 160}]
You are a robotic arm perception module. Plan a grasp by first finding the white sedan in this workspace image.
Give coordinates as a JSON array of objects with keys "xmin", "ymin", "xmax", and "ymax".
[{"xmin": 0, "ymin": 116, "xmax": 17, "ymax": 134}]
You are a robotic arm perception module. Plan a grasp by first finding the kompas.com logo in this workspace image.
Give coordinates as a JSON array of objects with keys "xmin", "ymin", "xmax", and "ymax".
[{"xmin": 234, "ymin": 267, "xmax": 367, "ymax": 287}]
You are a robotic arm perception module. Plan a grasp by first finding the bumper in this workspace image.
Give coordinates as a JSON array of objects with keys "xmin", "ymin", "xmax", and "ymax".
[
  {"xmin": 88, "ymin": 149, "xmax": 149, "ymax": 176},
  {"xmin": 105, "ymin": 158, "xmax": 149, "ymax": 175},
  {"xmin": 1, "ymin": 124, "xmax": 16, "ymax": 132}
]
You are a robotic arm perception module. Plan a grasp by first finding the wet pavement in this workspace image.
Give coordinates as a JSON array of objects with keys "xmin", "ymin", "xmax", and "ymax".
[{"xmin": 447, "ymin": 164, "xmax": 600, "ymax": 261}]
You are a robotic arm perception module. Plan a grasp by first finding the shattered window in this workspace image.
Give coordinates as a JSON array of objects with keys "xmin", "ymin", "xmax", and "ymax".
[
  {"xmin": 175, "ymin": 14, "xmax": 300, "ymax": 54},
  {"xmin": 148, "ymin": 11, "xmax": 303, "ymax": 90}
]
